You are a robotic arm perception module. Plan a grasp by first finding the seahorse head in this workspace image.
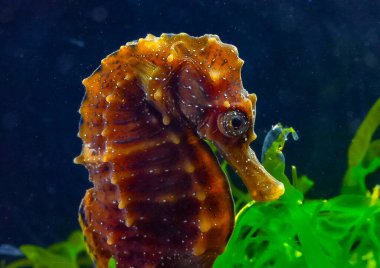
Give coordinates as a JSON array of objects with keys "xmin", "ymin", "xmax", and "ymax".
[{"xmin": 123, "ymin": 33, "xmax": 284, "ymax": 201}]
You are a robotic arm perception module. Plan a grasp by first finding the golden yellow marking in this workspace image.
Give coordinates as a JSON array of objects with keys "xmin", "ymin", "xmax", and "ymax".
[
  {"xmin": 196, "ymin": 191, "xmax": 206, "ymax": 201},
  {"xmin": 140, "ymin": 37, "xmax": 160, "ymax": 50},
  {"xmin": 73, "ymin": 155, "xmax": 83, "ymax": 164},
  {"xmin": 105, "ymin": 95, "xmax": 113, "ymax": 103},
  {"xmin": 145, "ymin": 33, "xmax": 156, "ymax": 40},
  {"xmin": 106, "ymin": 233, "xmax": 115, "ymax": 245},
  {"xmin": 209, "ymin": 69, "xmax": 220, "ymax": 82},
  {"xmin": 125, "ymin": 216, "xmax": 134, "ymax": 227},
  {"xmin": 237, "ymin": 58, "xmax": 244, "ymax": 66},
  {"xmin": 153, "ymin": 89, "xmax": 162, "ymax": 100},
  {"xmin": 162, "ymin": 115, "xmax": 171, "ymax": 125},
  {"xmin": 207, "ymin": 37, "xmax": 217, "ymax": 44},
  {"xmin": 184, "ymin": 161, "xmax": 195, "ymax": 173},
  {"xmin": 167, "ymin": 53, "xmax": 174, "ymax": 62},
  {"xmin": 230, "ymin": 45, "xmax": 238, "ymax": 54},
  {"xmin": 110, "ymin": 175, "xmax": 119, "ymax": 185},
  {"xmin": 118, "ymin": 199, "xmax": 126, "ymax": 209},
  {"xmin": 103, "ymin": 140, "xmax": 162, "ymax": 161},
  {"xmin": 193, "ymin": 242, "xmax": 206, "ymax": 256},
  {"xmin": 168, "ymin": 132, "xmax": 180, "ymax": 144},
  {"xmin": 248, "ymin": 93, "xmax": 257, "ymax": 104},
  {"xmin": 199, "ymin": 216, "xmax": 212, "ymax": 233},
  {"xmin": 223, "ymin": 100, "xmax": 230, "ymax": 108}
]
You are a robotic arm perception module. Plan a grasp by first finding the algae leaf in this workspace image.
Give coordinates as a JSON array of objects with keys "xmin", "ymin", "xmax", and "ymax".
[
  {"xmin": 4, "ymin": 231, "xmax": 92, "ymax": 268},
  {"xmin": 342, "ymin": 97, "xmax": 380, "ymax": 195},
  {"xmin": 214, "ymin": 97, "xmax": 380, "ymax": 268}
]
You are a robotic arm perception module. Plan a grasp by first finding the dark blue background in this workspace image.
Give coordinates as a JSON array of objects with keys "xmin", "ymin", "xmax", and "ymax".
[{"xmin": 1, "ymin": 0, "xmax": 379, "ymax": 246}]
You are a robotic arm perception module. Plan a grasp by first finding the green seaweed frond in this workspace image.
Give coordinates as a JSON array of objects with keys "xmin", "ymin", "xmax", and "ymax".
[
  {"xmin": 2, "ymin": 231, "xmax": 92, "ymax": 268},
  {"xmin": 214, "ymin": 98, "xmax": 380, "ymax": 268},
  {"xmin": 342, "ymin": 97, "xmax": 380, "ymax": 195}
]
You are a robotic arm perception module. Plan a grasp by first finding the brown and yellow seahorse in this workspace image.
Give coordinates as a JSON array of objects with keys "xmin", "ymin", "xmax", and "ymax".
[{"xmin": 75, "ymin": 33, "xmax": 284, "ymax": 268}]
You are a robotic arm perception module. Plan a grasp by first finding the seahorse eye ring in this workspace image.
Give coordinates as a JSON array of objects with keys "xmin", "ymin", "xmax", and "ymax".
[{"xmin": 218, "ymin": 110, "xmax": 249, "ymax": 137}]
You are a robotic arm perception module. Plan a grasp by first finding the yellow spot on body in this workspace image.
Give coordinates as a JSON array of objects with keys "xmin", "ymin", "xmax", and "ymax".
[
  {"xmin": 105, "ymin": 95, "xmax": 112, "ymax": 103},
  {"xmin": 110, "ymin": 176, "xmax": 117, "ymax": 185},
  {"xmin": 168, "ymin": 132, "xmax": 180, "ymax": 144},
  {"xmin": 237, "ymin": 58, "xmax": 244, "ymax": 66},
  {"xmin": 207, "ymin": 37, "xmax": 217, "ymax": 44},
  {"xmin": 118, "ymin": 199, "xmax": 126, "ymax": 209},
  {"xmin": 167, "ymin": 53, "xmax": 174, "ymax": 62},
  {"xmin": 142, "ymin": 39, "xmax": 160, "ymax": 51},
  {"xmin": 103, "ymin": 140, "xmax": 160, "ymax": 161},
  {"xmin": 209, "ymin": 69, "xmax": 220, "ymax": 82},
  {"xmin": 193, "ymin": 242, "xmax": 206, "ymax": 256},
  {"xmin": 248, "ymin": 93, "xmax": 257, "ymax": 104},
  {"xmin": 145, "ymin": 33, "xmax": 156, "ymax": 40},
  {"xmin": 196, "ymin": 191, "xmax": 206, "ymax": 201},
  {"xmin": 106, "ymin": 234, "xmax": 115, "ymax": 245},
  {"xmin": 162, "ymin": 115, "xmax": 171, "ymax": 125},
  {"xmin": 153, "ymin": 89, "xmax": 162, "ymax": 100},
  {"xmin": 125, "ymin": 216, "xmax": 134, "ymax": 227},
  {"xmin": 184, "ymin": 161, "xmax": 195, "ymax": 173},
  {"xmin": 230, "ymin": 45, "xmax": 238, "ymax": 54},
  {"xmin": 73, "ymin": 155, "xmax": 83, "ymax": 164},
  {"xmin": 200, "ymin": 216, "xmax": 212, "ymax": 232},
  {"xmin": 223, "ymin": 100, "xmax": 230, "ymax": 108}
]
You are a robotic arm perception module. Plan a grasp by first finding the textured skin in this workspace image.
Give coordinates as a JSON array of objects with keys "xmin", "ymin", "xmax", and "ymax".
[{"xmin": 75, "ymin": 33, "xmax": 284, "ymax": 268}]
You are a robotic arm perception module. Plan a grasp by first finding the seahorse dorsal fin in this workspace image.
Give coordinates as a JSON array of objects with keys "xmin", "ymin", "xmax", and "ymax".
[{"xmin": 127, "ymin": 57, "xmax": 159, "ymax": 90}]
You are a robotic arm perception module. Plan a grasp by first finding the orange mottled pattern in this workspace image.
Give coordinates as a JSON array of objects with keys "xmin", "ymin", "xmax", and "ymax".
[{"xmin": 75, "ymin": 33, "xmax": 283, "ymax": 268}]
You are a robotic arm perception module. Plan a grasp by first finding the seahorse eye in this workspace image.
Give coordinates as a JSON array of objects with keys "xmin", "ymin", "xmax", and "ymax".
[{"xmin": 218, "ymin": 110, "xmax": 249, "ymax": 137}]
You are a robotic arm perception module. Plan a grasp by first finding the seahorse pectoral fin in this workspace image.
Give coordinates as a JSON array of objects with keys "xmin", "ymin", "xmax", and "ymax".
[{"xmin": 217, "ymin": 142, "xmax": 284, "ymax": 201}]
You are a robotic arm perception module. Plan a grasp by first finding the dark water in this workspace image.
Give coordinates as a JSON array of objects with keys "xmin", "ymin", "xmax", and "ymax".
[{"xmin": 1, "ymin": 0, "xmax": 379, "ymax": 247}]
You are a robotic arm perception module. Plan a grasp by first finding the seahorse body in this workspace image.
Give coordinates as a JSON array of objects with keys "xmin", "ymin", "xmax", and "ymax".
[{"xmin": 75, "ymin": 33, "xmax": 284, "ymax": 268}]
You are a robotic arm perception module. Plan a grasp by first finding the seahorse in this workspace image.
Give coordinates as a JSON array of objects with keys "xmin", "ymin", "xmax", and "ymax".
[{"xmin": 74, "ymin": 33, "xmax": 284, "ymax": 268}]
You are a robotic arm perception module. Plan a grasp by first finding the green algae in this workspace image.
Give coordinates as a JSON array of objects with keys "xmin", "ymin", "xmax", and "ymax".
[
  {"xmin": 214, "ymin": 98, "xmax": 380, "ymax": 268},
  {"xmin": 342, "ymin": 98, "xmax": 380, "ymax": 195},
  {"xmin": 2, "ymin": 98, "xmax": 380, "ymax": 268},
  {"xmin": 2, "ymin": 231, "xmax": 92, "ymax": 268}
]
